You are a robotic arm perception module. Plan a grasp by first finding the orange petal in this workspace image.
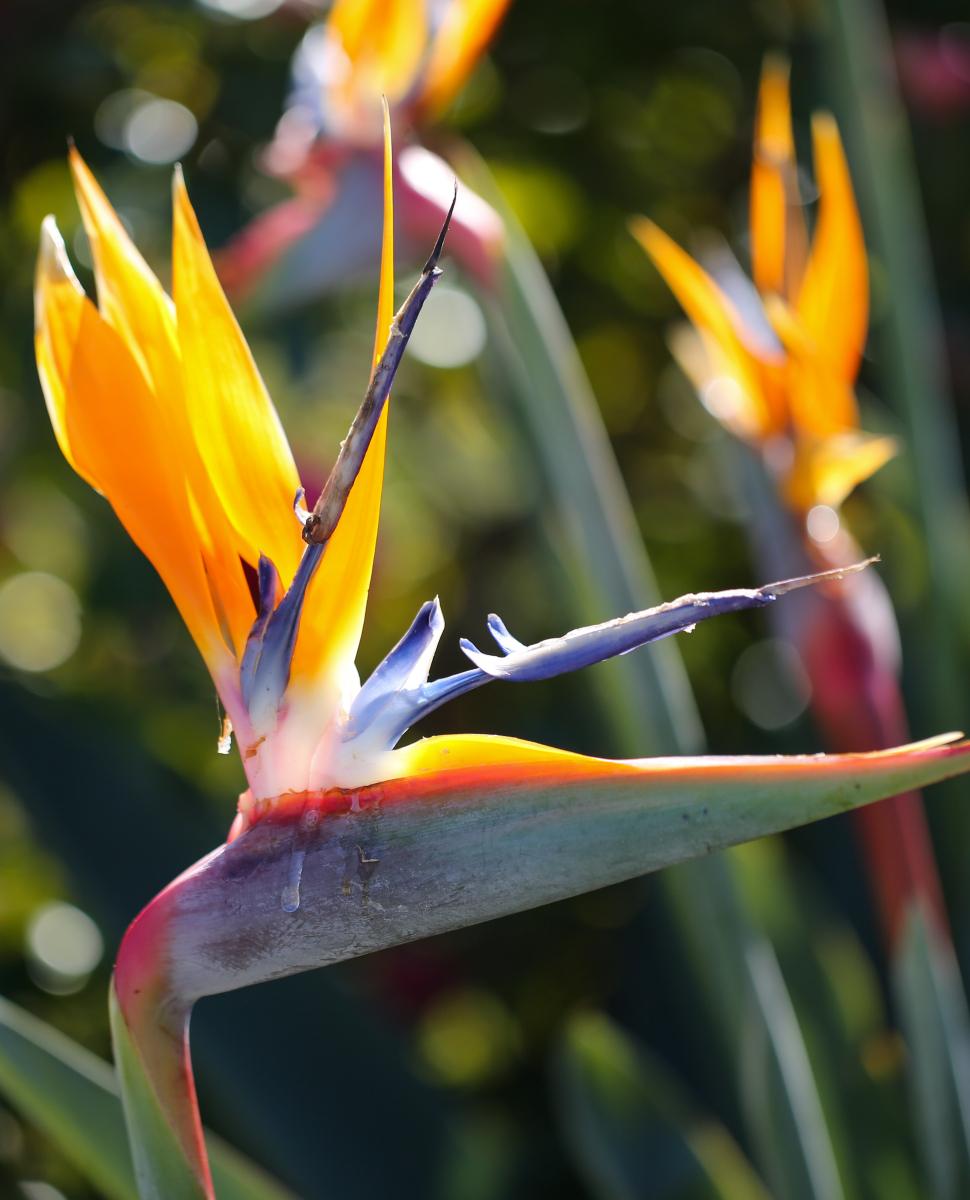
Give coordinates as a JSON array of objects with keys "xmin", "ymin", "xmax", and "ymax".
[
  {"xmin": 631, "ymin": 217, "xmax": 779, "ymax": 436},
  {"xmin": 70, "ymin": 152, "xmax": 260, "ymax": 662},
  {"xmin": 34, "ymin": 221, "xmax": 229, "ymax": 673},
  {"xmin": 171, "ymin": 168, "xmax": 303, "ymax": 601},
  {"xmin": 418, "ymin": 0, "xmax": 512, "ymax": 119},
  {"xmin": 750, "ymin": 55, "xmax": 808, "ymax": 301},
  {"xmin": 328, "ymin": 0, "xmax": 428, "ymax": 126},
  {"xmin": 68, "ymin": 149, "xmax": 181, "ymax": 403},
  {"xmin": 764, "ymin": 293, "xmax": 859, "ymax": 436},
  {"xmin": 808, "ymin": 431, "xmax": 898, "ymax": 509},
  {"xmin": 797, "ymin": 112, "xmax": 869, "ymax": 387},
  {"xmin": 289, "ymin": 104, "xmax": 396, "ymax": 696},
  {"xmin": 34, "ymin": 219, "xmax": 97, "ymax": 490}
]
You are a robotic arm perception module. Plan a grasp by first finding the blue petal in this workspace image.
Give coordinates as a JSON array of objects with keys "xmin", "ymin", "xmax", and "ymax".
[
  {"xmin": 487, "ymin": 613, "xmax": 527, "ymax": 654},
  {"xmin": 348, "ymin": 599, "xmax": 446, "ymax": 735},
  {"xmin": 239, "ymin": 554, "xmax": 282, "ymax": 709},
  {"xmin": 460, "ymin": 563, "xmax": 874, "ymax": 683},
  {"xmin": 244, "ymin": 542, "xmax": 324, "ymax": 722},
  {"xmin": 346, "ymin": 598, "xmax": 489, "ymax": 751}
]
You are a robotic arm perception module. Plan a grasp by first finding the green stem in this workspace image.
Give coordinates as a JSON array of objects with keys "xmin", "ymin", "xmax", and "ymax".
[
  {"xmin": 819, "ymin": 0, "xmax": 970, "ymax": 733},
  {"xmin": 818, "ymin": 6, "xmax": 970, "ymax": 1192},
  {"xmin": 110, "ymin": 979, "xmax": 211, "ymax": 1200}
]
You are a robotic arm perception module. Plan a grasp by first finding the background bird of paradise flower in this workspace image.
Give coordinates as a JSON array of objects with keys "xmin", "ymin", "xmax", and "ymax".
[{"xmin": 2, "ymin": 0, "xmax": 970, "ymax": 1198}]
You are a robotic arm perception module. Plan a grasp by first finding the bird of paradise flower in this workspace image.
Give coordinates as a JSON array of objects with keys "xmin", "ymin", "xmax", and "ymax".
[
  {"xmin": 218, "ymin": 0, "xmax": 510, "ymax": 309},
  {"xmin": 634, "ymin": 54, "xmax": 970, "ymax": 1183},
  {"xmin": 632, "ymin": 51, "xmax": 948, "ymax": 946},
  {"xmin": 33, "ymin": 118, "xmax": 970, "ymax": 1200}
]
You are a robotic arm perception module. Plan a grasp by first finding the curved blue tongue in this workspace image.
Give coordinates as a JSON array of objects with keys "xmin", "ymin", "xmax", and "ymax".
[
  {"xmin": 459, "ymin": 561, "xmax": 876, "ymax": 682},
  {"xmin": 343, "ymin": 559, "xmax": 876, "ymax": 754}
]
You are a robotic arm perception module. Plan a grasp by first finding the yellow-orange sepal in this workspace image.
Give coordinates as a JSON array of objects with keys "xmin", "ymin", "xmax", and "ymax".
[
  {"xmin": 750, "ymin": 54, "xmax": 807, "ymax": 301},
  {"xmin": 34, "ymin": 217, "xmax": 232, "ymax": 678},
  {"xmin": 796, "ymin": 113, "xmax": 869, "ymax": 387},
  {"xmin": 630, "ymin": 216, "xmax": 784, "ymax": 439},
  {"xmin": 36, "ymin": 154, "xmax": 311, "ymax": 692},
  {"xmin": 418, "ymin": 0, "xmax": 513, "ymax": 119}
]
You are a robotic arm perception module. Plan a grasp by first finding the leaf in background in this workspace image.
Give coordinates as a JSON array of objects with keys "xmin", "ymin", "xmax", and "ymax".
[
  {"xmin": 554, "ymin": 1009, "xmax": 771, "ymax": 1200},
  {"xmin": 0, "ymin": 993, "xmax": 298, "ymax": 1200},
  {"xmin": 893, "ymin": 902, "xmax": 970, "ymax": 1200},
  {"xmin": 732, "ymin": 834, "xmax": 929, "ymax": 1198},
  {"xmin": 820, "ymin": 0, "xmax": 970, "ymax": 734},
  {"xmin": 664, "ymin": 856, "xmax": 845, "ymax": 1200}
]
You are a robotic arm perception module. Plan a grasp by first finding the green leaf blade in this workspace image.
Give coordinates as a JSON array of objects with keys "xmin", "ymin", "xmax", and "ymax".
[{"xmin": 0, "ymin": 992, "xmax": 298, "ymax": 1200}]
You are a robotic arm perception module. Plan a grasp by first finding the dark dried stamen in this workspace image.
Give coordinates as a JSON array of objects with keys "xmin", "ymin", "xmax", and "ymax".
[
  {"xmin": 302, "ymin": 192, "xmax": 456, "ymax": 549},
  {"xmin": 241, "ymin": 198, "xmax": 457, "ymax": 720}
]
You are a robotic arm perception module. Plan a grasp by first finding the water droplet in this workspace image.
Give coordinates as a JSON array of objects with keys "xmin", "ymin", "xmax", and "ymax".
[{"xmin": 281, "ymin": 849, "xmax": 306, "ymax": 912}]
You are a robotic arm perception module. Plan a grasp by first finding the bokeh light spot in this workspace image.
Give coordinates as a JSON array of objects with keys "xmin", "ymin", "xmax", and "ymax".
[
  {"xmin": 0, "ymin": 572, "xmax": 81, "ymax": 672},
  {"xmin": 19, "ymin": 1183, "xmax": 68, "ymax": 1200},
  {"xmin": 407, "ymin": 286, "xmax": 487, "ymax": 369},
  {"xmin": 125, "ymin": 98, "xmax": 198, "ymax": 163},
  {"xmin": 807, "ymin": 504, "xmax": 840, "ymax": 543},
  {"xmin": 196, "ymin": 0, "xmax": 285, "ymax": 18},
  {"xmin": 730, "ymin": 638, "xmax": 812, "ymax": 731},
  {"xmin": 3, "ymin": 482, "xmax": 88, "ymax": 583},
  {"xmin": 26, "ymin": 901, "xmax": 103, "ymax": 994},
  {"xmin": 489, "ymin": 161, "xmax": 587, "ymax": 258},
  {"xmin": 416, "ymin": 988, "xmax": 521, "ymax": 1087},
  {"xmin": 702, "ymin": 376, "xmax": 743, "ymax": 422},
  {"xmin": 509, "ymin": 66, "xmax": 590, "ymax": 134},
  {"xmin": 95, "ymin": 89, "xmax": 154, "ymax": 150}
]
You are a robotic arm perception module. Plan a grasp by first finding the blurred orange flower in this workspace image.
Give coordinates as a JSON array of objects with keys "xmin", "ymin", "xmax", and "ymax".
[{"xmin": 632, "ymin": 55, "xmax": 897, "ymax": 516}]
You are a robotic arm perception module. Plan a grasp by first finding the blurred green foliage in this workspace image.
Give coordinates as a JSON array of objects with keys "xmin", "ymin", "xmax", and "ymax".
[{"xmin": 1, "ymin": 0, "xmax": 970, "ymax": 1197}]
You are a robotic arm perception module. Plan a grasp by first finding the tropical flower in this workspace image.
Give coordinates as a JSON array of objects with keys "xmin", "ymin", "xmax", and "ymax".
[
  {"xmin": 632, "ymin": 54, "xmax": 896, "ymax": 520},
  {"xmin": 282, "ymin": 0, "xmax": 511, "ymax": 144},
  {"xmin": 35, "ymin": 139, "xmax": 868, "ymax": 832},
  {"xmin": 217, "ymin": 0, "xmax": 510, "ymax": 310},
  {"xmin": 34, "ymin": 143, "xmax": 970, "ymax": 1200},
  {"xmin": 633, "ymin": 58, "xmax": 954, "ymax": 954}
]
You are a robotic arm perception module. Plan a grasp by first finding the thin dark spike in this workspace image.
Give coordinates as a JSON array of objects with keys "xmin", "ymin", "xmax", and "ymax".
[
  {"xmin": 422, "ymin": 183, "xmax": 457, "ymax": 275},
  {"xmin": 239, "ymin": 212, "xmax": 456, "ymax": 716},
  {"xmin": 301, "ymin": 218, "xmax": 452, "ymax": 546}
]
